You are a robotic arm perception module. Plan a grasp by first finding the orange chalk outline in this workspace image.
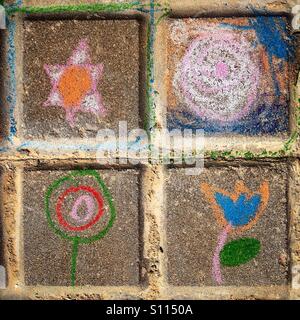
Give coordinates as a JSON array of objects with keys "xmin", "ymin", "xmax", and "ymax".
[{"xmin": 201, "ymin": 180, "xmax": 269, "ymax": 234}]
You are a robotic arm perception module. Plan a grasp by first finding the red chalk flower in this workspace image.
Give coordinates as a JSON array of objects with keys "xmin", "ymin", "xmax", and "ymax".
[
  {"xmin": 45, "ymin": 170, "xmax": 116, "ymax": 286},
  {"xmin": 56, "ymin": 185, "xmax": 104, "ymax": 232}
]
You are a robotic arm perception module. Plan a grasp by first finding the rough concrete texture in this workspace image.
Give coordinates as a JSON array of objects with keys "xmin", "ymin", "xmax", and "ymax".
[
  {"xmin": 166, "ymin": 17, "xmax": 293, "ymax": 136},
  {"xmin": 0, "ymin": 32, "xmax": 7, "ymax": 141},
  {"xmin": 0, "ymin": 0, "xmax": 299, "ymax": 301},
  {"xmin": 166, "ymin": 164, "xmax": 288, "ymax": 286},
  {"xmin": 23, "ymin": 19, "xmax": 141, "ymax": 139},
  {"xmin": 23, "ymin": 169, "xmax": 141, "ymax": 286},
  {"xmin": 0, "ymin": 168, "xmax": 4, "ymax": 268},
  {"xmin": 168, "ymin": 0, "xmax": 298, "ymax": 16},
  {"xmin": 19, "ymin": 0, "xmax": 300, "ymax": 9}
]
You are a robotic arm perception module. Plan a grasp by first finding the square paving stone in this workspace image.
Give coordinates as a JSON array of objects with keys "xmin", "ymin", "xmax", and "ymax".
[
  {"xmin": 23, "ymin": 169, "xmax": 141, "ymax": 286},
  {"xmin": 166, "ymin": 17, "xmax": 295, "ymax": 136},
  {"xmin": 23, "ymin": 19, "xmax": 141, "ymax": 139},
  {"xmin": 166, "ymin": 164, "xmax": 289, "ymax": 286}
]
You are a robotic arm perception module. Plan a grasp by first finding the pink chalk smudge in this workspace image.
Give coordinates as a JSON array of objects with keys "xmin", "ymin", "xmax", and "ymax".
[
  {"xmin": 176, "ymin": 31, "xmax": 260, "ymax": 123},
  {"xmin": 70, "ymin": 194, "xmax": 95, "ymax": 223},
  {"xmin": 215, "ymin": 62, "xmax": 229, "ymax": 79},
  {"xmin": 212, "ymin": 224, "xmax": 232, "ymax": 285}
]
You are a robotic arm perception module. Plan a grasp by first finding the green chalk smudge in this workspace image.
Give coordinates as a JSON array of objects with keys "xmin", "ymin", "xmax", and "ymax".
[
  {"xmin": 220, "ymin": 238, "xmax": 261, "ymax": 267},
  {"xmin": 6, "ymin": 1, "xmax": 141, "ymax": 15}
]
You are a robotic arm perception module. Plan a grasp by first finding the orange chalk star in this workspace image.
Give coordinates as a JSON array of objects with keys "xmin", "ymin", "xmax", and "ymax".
[{"xmin": 44, "ymin": 39, "xmax": 106, "ymax": 127}]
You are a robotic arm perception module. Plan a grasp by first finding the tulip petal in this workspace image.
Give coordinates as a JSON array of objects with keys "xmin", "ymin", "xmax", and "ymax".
[{"xmin": 215, "ymin": 193, "xmax": 261, "ymax": 227}]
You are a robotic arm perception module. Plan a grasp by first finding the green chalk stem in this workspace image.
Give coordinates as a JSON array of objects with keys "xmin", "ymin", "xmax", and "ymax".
[
  {"xmin": 45, "ymin": 170, "xmax": 116, "ymax": 286},
  {"xmin": 71, "ymin": 238, "xmax": 79, "ymax": 287}
]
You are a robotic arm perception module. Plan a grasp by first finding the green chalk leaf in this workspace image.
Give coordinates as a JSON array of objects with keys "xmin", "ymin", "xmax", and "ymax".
[{"xmin": 220, "ymin": 238, "xmax": 261, "ymax": 267}]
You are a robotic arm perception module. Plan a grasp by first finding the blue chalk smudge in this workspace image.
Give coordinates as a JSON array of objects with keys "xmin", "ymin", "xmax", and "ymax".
[
  {"xmin": 215, "ymin": 192, "xmax": 261, "ymax": 227},
  {"xmin": 7, "ymin": 19, "xmax": 17, "ymax": 140},
  {"xmin": 220, "ymin": 16, "xmax": 294, "ymax": 99},
  {"xmin": 17, "ymin": 141, "xmax": 103, "ymax": 152},
  {"xmin": 0, "ymin": 146, "xmax": 8, "ymax": 152},
  {"xmin": 4, "ymin": 0, "xmax": 22, "ymax": 142},
  {"xmin": 4, "ymin": 0, "xmax": 23, "ymax": 142},
  {"xmin": 16, "ymin": 138, "xmax": 150, "ymax": 153},
  {"xmin": 221, "ymin": 16, "xmax": 294, "ymax": 61},
  {"xmin": 250, "ymin": 16, "xmax": 294, "ymax": 98},
  {"xmin": 249, "ymin": 16, "xmax": 293, "ymax": 61},
  {"xmin": 167, "ymin": 102, "xmax": 289, "ymax": 135}
]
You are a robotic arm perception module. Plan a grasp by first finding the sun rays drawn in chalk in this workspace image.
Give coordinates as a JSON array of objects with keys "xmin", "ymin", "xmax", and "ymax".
[
  {"xmin": 44, "ymin": 39, "xmax": 106, "ymax": 127},
  {"xmin": 45, "ymin": 170, "xmax": 116, "ymax": 286},
  {"xmin": 201, "ymin": 181, "xmax": 269, "ymax": 285}
]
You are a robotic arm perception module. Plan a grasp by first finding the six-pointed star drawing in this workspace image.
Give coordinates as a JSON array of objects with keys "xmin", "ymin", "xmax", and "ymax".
[{"xmin": 44, "ymin": 39, "xmax": 106, "ymax": 127}]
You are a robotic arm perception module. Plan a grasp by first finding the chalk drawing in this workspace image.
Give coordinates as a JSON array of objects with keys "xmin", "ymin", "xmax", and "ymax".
[
  {"xmin": 221, "ymin": 16, "xmax": 294, "ymax": 99},
  {"xmin": 56, "ymin": 185, "xmax": 104, "ymax": 232},
  {"xmin": 220, "ymin": 238, "xmax": 261, "ymax": 267},
  {"xmin": 70, "ymin": 194, "xmax": 96, "ymax": 223},
  {"xmin": 44, "ymin": 39, "xmax": 106, "ymax": 127},
  {"xmin": 45, "ymin": 170, "xmax": 116, "ymax": 286},
  {"xmin": 173, "ymin": 31, "xmax": 260, "ymax": 123},
  {"xmin": 168, "ymin": 17, "xmax": 293, "ymax": 135},
  {"xmin": 7, "ymin": 16, "xmax": 18, "ymax": 139},
  {"xmin": 212, "ymin": 224, "xmax": 232, "ymax": 284},
  {"xmin": 201, "ymin": 181, "xmax": 269, "ymax": 285}
]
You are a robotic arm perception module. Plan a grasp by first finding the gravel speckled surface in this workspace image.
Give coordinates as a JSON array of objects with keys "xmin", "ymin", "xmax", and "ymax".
[
  {"xmin": 166, "ymin": 164, "xmax": 289, "ymax": 286},
  {"xmin": 23, "ymin": 169, "xmax": 141, "ymax": 286},
  {"xmin": 23, "ymin": 19, "xmax": 141, "ymax": 139}
]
